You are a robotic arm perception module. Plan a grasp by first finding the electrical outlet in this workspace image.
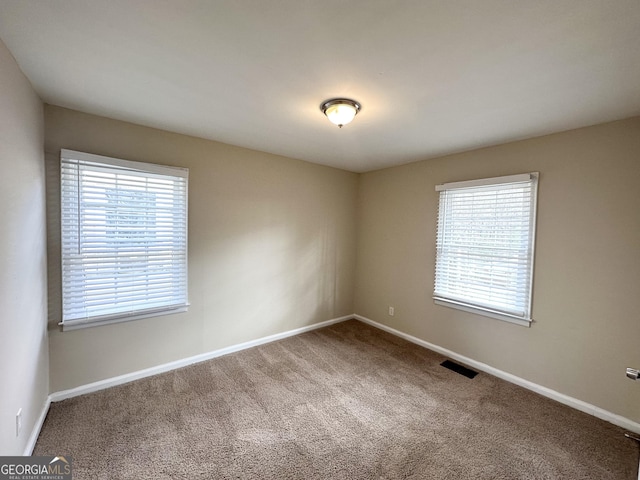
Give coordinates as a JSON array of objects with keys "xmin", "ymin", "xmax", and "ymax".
[
  {"xmin": 16, "ymin": 408, "xmax": 22, "ymax": 437},
  {"xmin": 388, "ymin": 306, "xmax": 395, "ymax": 316}
]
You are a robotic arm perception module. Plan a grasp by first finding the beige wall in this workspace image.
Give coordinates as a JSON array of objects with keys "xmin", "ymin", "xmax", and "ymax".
[
  {"xmin": 0, "ymin": 41, "xmax": 48, "ymax": 455},
  {"xmin": 42, "ymin": 105, "xmax": 640, "ymax": 425},
  {"xmin": 1, "ymin": 26, "xmax": 636, "ymax": 446},
  {"xmin": 45, "ymin": 105, "xmax": 358, "ymax": 392},
  {"xmin": 355, "ymin": 117, "xmax": 640, "ymax": 423}
]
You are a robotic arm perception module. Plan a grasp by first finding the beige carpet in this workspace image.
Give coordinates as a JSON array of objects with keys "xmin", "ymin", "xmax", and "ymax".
[{"xmin": 35, "ymin": 320, "xmax": 639, "ymax": 479}]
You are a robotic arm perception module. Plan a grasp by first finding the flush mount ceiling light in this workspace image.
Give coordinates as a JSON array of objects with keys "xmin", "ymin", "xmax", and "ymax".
[{"xmin": 320, "ymin": 98, "xmax": 361, "ymax": 128}]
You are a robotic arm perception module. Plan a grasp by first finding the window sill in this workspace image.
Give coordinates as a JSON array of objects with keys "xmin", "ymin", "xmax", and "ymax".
[
  {"xmin": 433, "ymin": 298, "xmax": 531, "ymax": 327},
  {"xmin": 59, "ymin": 305, "xmax": 189, "ymax": 331}
]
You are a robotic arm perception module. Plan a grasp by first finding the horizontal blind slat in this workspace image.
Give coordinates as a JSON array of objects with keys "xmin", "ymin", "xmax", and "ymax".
[
  {"xmin": 434, "ymin": 174, "xmax": 537, "ymax": 320},
  {"xmin": 61, "ymin": 152, "xmax": 189, "ymax": 324}
]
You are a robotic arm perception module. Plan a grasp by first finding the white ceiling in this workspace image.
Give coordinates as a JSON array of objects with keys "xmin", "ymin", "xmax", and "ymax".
[{"xmin": 1, "ymin": 1, "xmax": 639, "ymax": 172}]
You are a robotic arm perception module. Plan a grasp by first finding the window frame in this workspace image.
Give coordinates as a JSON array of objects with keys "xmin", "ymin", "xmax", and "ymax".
[
  {"xmin": 59, "ymin": 149, "xmax": 189, "ymax": 331},
  {"xmin": 433, "ymin": 172, "xmax": 539, "ymax": 327}
]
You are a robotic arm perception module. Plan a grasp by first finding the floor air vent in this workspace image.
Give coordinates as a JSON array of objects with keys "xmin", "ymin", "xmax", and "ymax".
[{"xmin": 441, "ymin": 360, "xmax": 478, "ymax": 379}]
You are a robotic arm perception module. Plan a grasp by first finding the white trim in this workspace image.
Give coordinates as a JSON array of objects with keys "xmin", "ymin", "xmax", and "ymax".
[
  {"xmin": 435, "ymin": 172, "xmax": 533, "ymax": 191},
  {"xmin": 433, "ymin": 298, "xmax": 532, "ymax": 327},
  {"xmin": 23, "ymin": 397, "xmax": 51, "ymax": 456},
  {"xmin": 61, "ymin": 149, "xmax": 188, "ymax": 177},
  {"xmin": 43, "ymin": 312, "xmax": 640, "ymax": 449},
  {"xmin": 353, "ymin": 314, "xmax": 640, "ymax": 435},
  {"xmin": 50, "ymin": 315, "xmax": 353, "ymax": 402},
  {"xmin": 60, "ymin": 305, "xmax": 189, "ymax": 331}
]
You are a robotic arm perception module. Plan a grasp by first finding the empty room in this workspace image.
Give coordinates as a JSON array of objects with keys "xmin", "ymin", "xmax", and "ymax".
[{"xmin": 1, "ymin": 1, "xmax": 639, "ymax": 478}]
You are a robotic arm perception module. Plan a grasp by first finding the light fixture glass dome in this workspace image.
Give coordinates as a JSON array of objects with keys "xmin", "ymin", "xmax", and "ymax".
[{"xmin": 321, "ymin": 99, "xmax": 361, "ymax": 128}]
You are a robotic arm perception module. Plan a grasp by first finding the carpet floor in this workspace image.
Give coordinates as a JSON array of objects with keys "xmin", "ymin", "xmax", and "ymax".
[{"xmin": 35, "ymin": 320, "xmax": 639, "ymax": 479}]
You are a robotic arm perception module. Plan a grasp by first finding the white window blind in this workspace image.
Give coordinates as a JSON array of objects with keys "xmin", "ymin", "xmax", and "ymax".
[
  {"xmin": 433, "ymin": 173, "xmax": 538, "ymax": 326},
  {"xmin": 60, "ymin": 149, "xmax": 188, "ymax": 330}
]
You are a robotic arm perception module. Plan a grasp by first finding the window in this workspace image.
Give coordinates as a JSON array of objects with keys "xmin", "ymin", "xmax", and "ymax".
[
  {"xmin": 60, "ymin": 149, "xmax": 188, "ymax": 330},
  {"xmin": 433, "ymin": 173, "xmax": 538, "ymax": 326}
]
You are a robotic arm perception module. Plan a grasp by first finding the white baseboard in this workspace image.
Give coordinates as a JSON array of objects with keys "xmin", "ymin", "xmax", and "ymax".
[
  {"xmin": 44, "ymin": 312, "xmax": 640, "ymax": 445},
  {"xmin": 50, "ymin": 314, "xmax": 353, "ymax": 403},
  {"xmin": 354, "ymin": 314, "xmax": 640, "ymax": 435},
  {"xmin": 23, "ymin": 396, "xmax": 51, "ymax": 456}
]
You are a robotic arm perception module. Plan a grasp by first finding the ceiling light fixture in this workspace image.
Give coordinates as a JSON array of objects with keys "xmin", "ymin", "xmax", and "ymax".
[{"xmin": 320, "ymin": 98, "xmax": 361, "ymax": 128}]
